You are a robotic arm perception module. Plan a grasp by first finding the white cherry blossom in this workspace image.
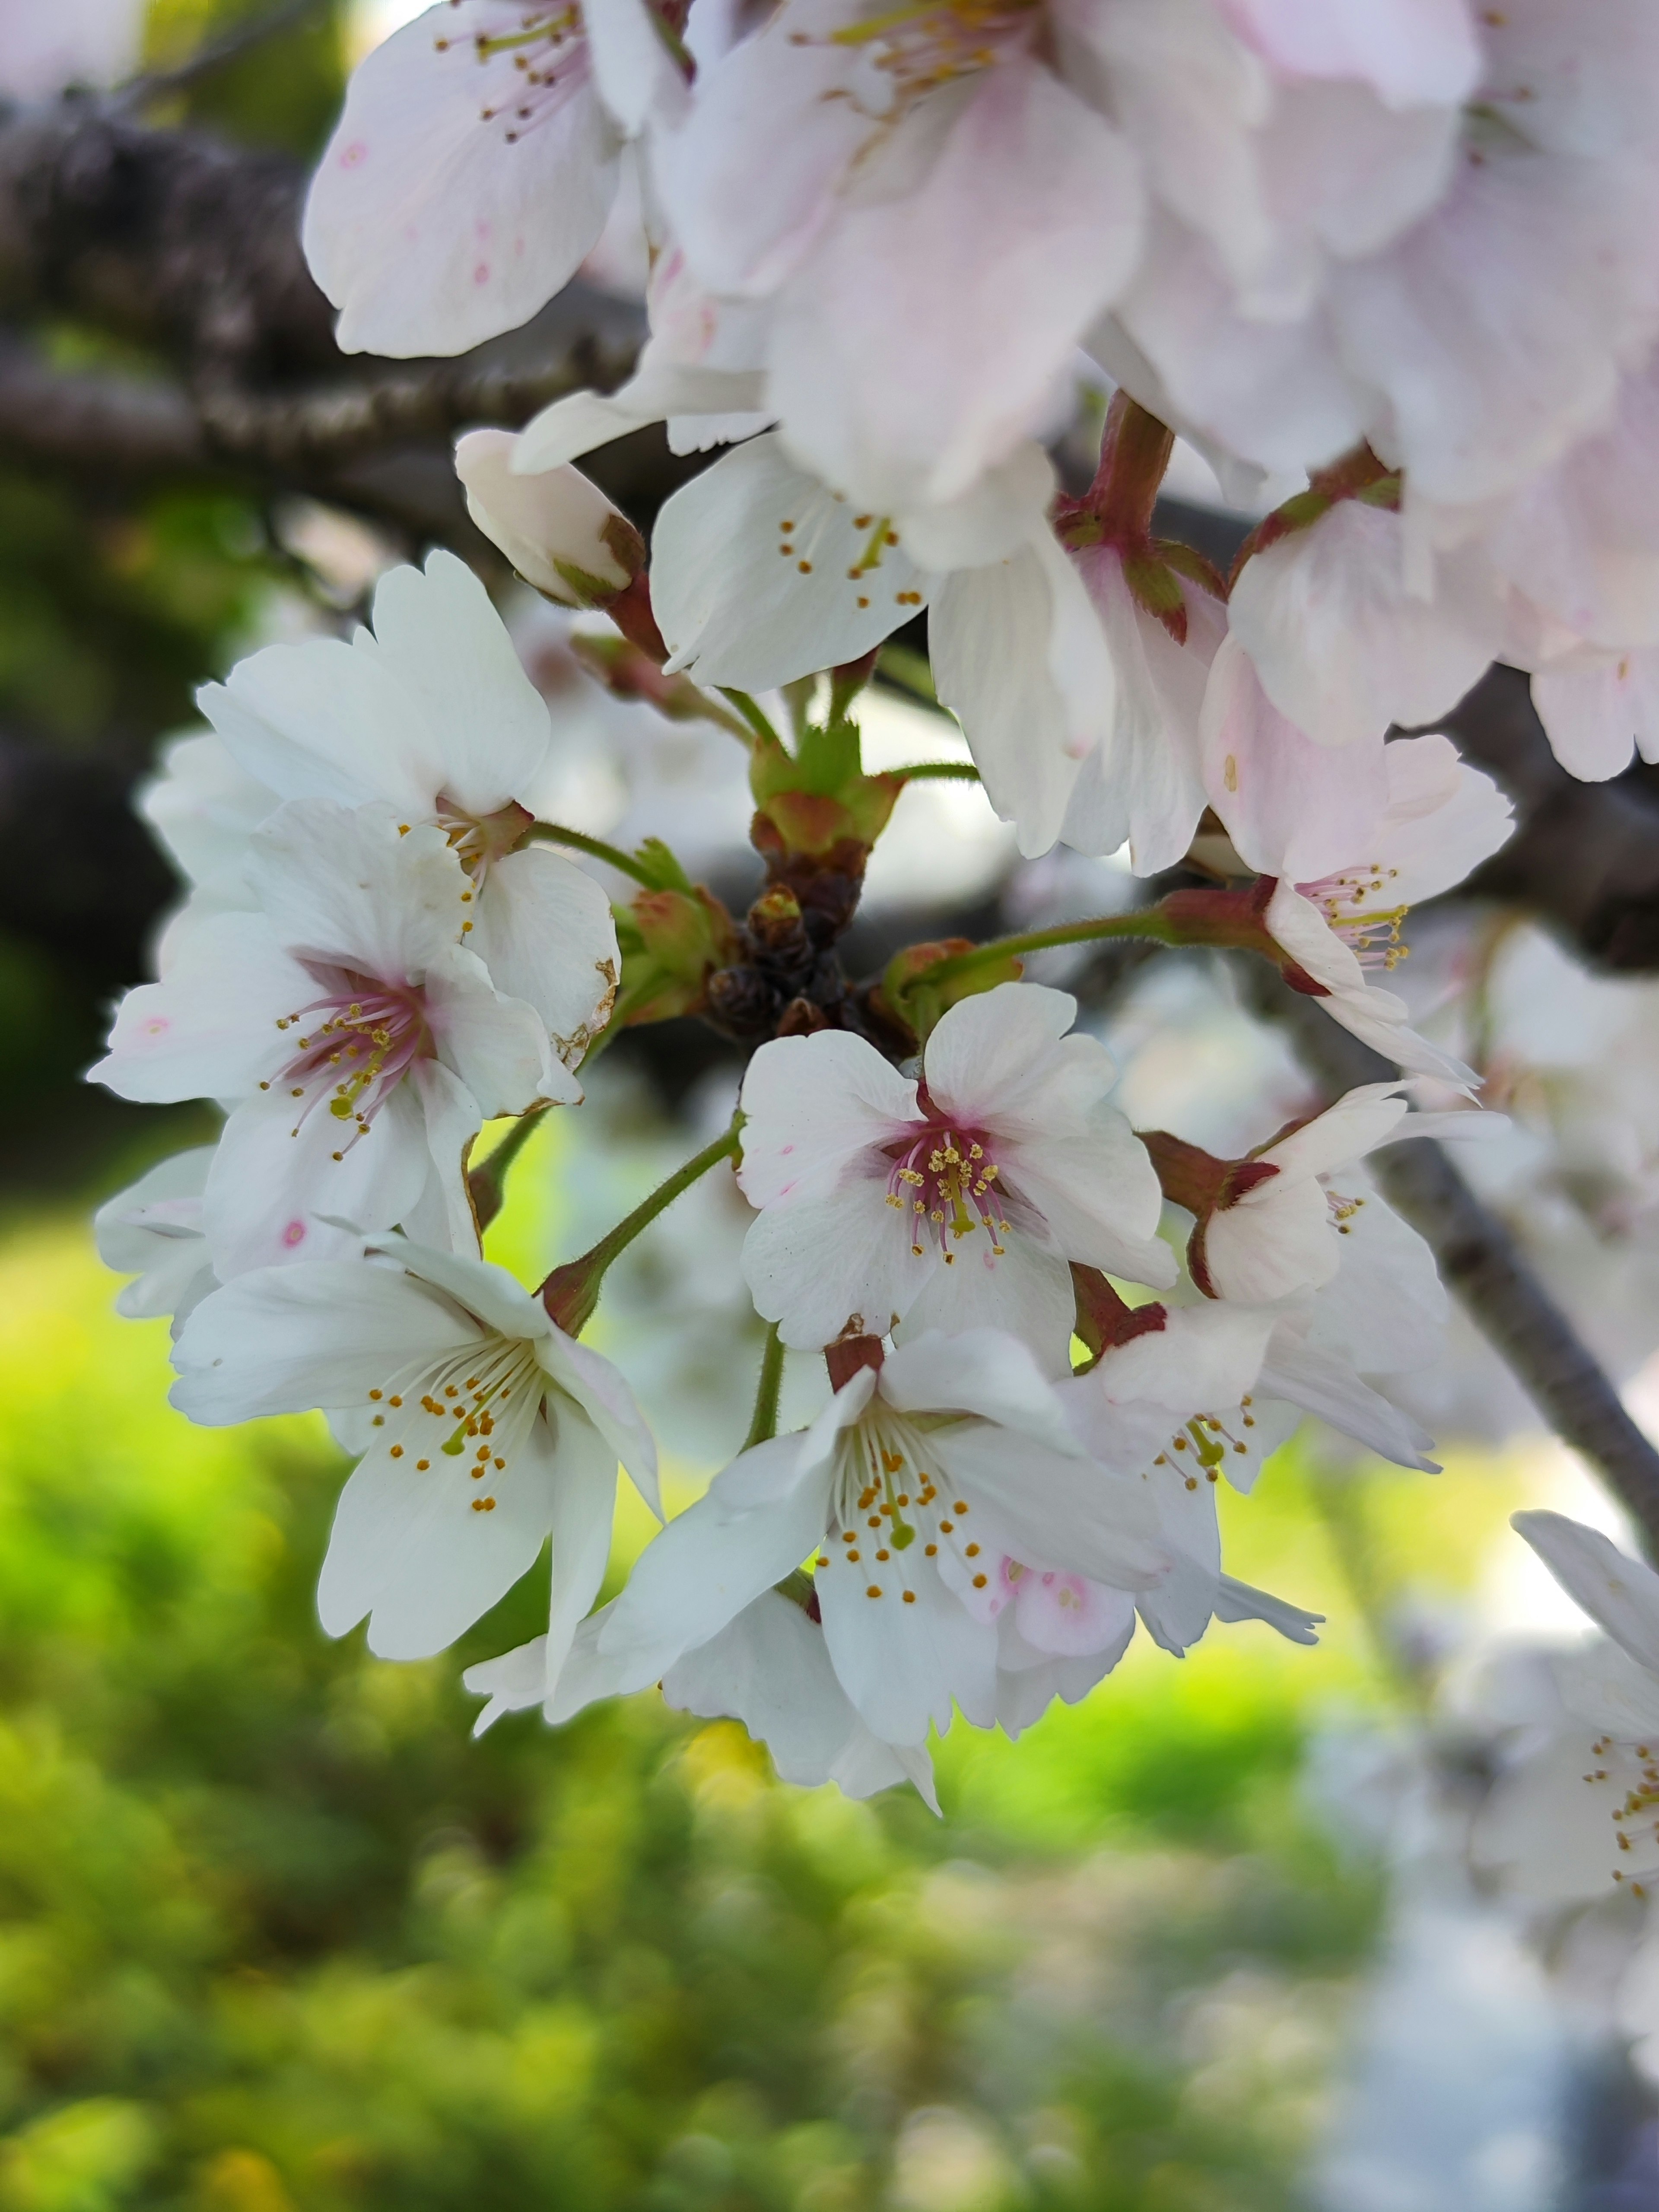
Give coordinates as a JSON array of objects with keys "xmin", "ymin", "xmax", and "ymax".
[
  {"xmin": 158, "ymin": 549, "xmax": 618, "ymax": 1047},
  {"xmin": 172, "ymin": 1233, "xmax": 658, "ymax": 1669},
  {"xmin": 737, "ymin": 982, "xmax": 1174, "ymax": 1366},
  {"xmin": 302, "ymin": 0, "xmax": 680, "ymax": 358},
  {"xmin": 590, "ymin": 1329, "xmax": 1172, "ymax": 1747},
  {"xmin": 1182, "ymin": 1081, "xmax": 1501, "ymax": 1306},
  {"xmin": 91, "ymin": 801, "xmax": 558, "ymax": 1274},
  {"xmin": 1475, "ymin": 1513, "xmax": 1659, "ymax": 1904}
]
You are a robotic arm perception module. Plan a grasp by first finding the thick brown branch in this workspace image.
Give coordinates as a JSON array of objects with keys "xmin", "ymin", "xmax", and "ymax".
[{"xmin": 1266, "ymin": 976, "xmax": 1659, "ymax": 1559}]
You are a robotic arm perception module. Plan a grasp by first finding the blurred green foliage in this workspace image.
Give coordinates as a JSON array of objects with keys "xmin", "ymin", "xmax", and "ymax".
[{"xmin": 0, "ymin": 1217, "xmax": 1407, "ymax": 2212}]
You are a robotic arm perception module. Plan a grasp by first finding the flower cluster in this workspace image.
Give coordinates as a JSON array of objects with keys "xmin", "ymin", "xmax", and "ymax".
[{"xmin": 87, "ymin": 0, "xmax": 1659, "ymax": 1810}]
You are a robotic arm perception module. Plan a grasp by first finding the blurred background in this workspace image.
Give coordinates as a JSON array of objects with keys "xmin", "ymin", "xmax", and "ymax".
[{"xmin": 7, "ymin": 3, "xmax": 1659, "ymax": 2207}]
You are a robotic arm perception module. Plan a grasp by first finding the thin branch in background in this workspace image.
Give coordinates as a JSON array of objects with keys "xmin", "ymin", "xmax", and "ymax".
[{"xmin": 1264, "ymin": 974, "xmax": 1659, "ymax": 1560}]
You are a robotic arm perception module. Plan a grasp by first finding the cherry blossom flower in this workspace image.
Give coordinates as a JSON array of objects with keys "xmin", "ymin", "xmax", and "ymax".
[
  {"xmin": 93, "ymin": 1147, "xmax": 220, "ymax": 1331},
  {"xmin": 1148, "ymin": 1079, "xmax": 1501, "ymax": 1307},
  {"xmin": 1193, "ymin": 726, "xmax": 1511, "ymax": 1085},
  {"xmin": 1107, "ymin": 0, "xmax": 1659, "ymax": 505},
  {"xmin": 658, "ymin": 0, "xmax": 1145, "ymax": 516},
  {"xmin": 931, "ymin": 502, "xmax": 1226, "ymax": 868},
  {"xmin": 589, "ymin": 1329, "xmax": 1172, "ymax": 1747},
  {"xmin": 466, "ymin": 1589, "xmax": 941, "ymax": 1806},
  {"xmin": 303, "ymin": 0, "xmax": 682, "ymax": 358},
  {"xmin": 987, "ymin": 1298, "xmax": 1326, "ymax": 1687},
  {"xmin": 1226, "ymin": 495, "xmax": 1502, "ymax": 753},
  {"xmin": 1475, "ymin": 1513, "xmax": 1659, "ymax": 1904},
  {"xmin": 153, "ymin": 549, "xmax": 618, "ymax": 1048},
  {"xmin": 91, "ymin": 801, "xmax": 559, "ymax": 1274},
  {"xmin": 172, "ymin": 1232, "xmax": 658, "ymax": 1668},
  {"xmin": 737, "ymin": 982, "xmax": 1174, "ymax": 1366}
]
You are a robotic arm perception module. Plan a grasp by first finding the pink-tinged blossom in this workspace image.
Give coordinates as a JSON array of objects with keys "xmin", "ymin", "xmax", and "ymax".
[
  {"xmin": 1193, "ymin": 717, "xmax": 1511, "ymax": 1086},
  {"xmin": 737, "ymin": 983, "xmax": 1174, "ymax": 1367},
  {"xmin": 172, "ymin": 1233, "xmax": 658, "ymax": 1672},
  {"xmin": 661, "ymin": 0, "xmax": 1144, "ymax": 514},
  {"xmin": 303, "ymin": 0, "xmax": 680, "ymax": 358},
  {"xmin": 932, "ymin": 519, "xmax": 1225, "ymax": 869},
  {"xmin": 1108, "ymin": 0, "xmax": 1659, "ymax": 506},
  {"xmin": 91, "ymin": 801, "xmax": 559, "ymax": 1275},
  {"xmin": 1226, "ymin": 496, "xmax": 1502, "ymax": 752}
]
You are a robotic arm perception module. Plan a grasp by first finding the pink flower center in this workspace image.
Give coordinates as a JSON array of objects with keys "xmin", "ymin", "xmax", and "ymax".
[
  {"xmin": 269, "ymin": 967, "xmax": 433, "ymax": 1153},
  {"xmin": 883, "ymin": 1117, "xmax": 1009, "ymax": 1264},
  {"xmin": 1297, "ymin": 864, "xmax": 1408, "ymax": 970}
]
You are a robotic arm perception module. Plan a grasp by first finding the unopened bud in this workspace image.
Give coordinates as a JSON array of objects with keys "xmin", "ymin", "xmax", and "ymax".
[{"xmin": 455, "ymin": 428, "xmax": 644, "ymax": 607}]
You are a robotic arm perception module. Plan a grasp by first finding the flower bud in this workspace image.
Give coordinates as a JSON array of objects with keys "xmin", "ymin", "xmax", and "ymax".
[{"xmin": 454, "ymin": 428, "xmax": 645, "ymax": 607}]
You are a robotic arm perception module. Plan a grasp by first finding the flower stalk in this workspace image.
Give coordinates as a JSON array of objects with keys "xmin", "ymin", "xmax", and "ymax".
[{"xmin": 540, "ymin": 1119, "xmax": 744, "ymax": 1335}]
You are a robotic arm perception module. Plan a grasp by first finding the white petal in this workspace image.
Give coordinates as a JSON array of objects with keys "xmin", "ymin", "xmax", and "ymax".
[
  {"xmin": 1201, "ymin": 635, "xmax": 1392, "ymax": 880},
  {"xmin": 137, "ymin": 731, "xmax": 275, "ymax": 889},
  {"xmin": 204, "ymin": 1080, "xmax": 434, "ymax": 1279},
  {"xmin": 743, "ymin": 1175, "xmax": 935, "ymax": 1351},
  {"xmin": 319, "ymin": 1398, "xmax": 560, "ymax": 1658},
  {"xmin": 170, "ymin": 1259, "xmax": 476, "ymax": 1424},
  {"xmin": 1532, "ymin": 649, "xmax": 1659, "ymax": 781},
  {"xmin": 1214, "ymin": 1576, "xmax": 1323, "ymax": 1644},
  {"xmin": 1256, "ymin": 1329, "xmax": 1437, "ymax": 1469},
  {"xmin": 661, "ymin": 1589, "xmax": 926, "ymax": 1800},
  {"xmin": 923, "ymin": 981, "xmax": 1078, "ymax": 1125},
  {"xmin": 1225, "ymin": 0, "xmax": 1481, "ymax": 107},
  {"xmin": 463, "ymin": 1631, "xmax": 549, "ymax": 1734},
  {"xmin": 897, "ymin": 1230, "xmax": 1079, "ymax": 1378},
  {"xmin": 929, "ymin": 551, "xmax": 1090, "ymax": 860},
  {"xmin": 542, "ymin": 1408, "xmax": 620, "ymax": 1690},
  {"xmin": 1081, "ymin": 1301, "xmax": 1278, "ymax": 1416},
  {"xmin": 596, "ymin": 1433, "xmax": 833, "ymax": 1686},
  {"xmin": 1513, "ymin": 1511, "xmax": 1659, "ymax": 1673},
  {"xmin": 422, "ymin": 943, "xmax": 556, "ymax": 1114},
  {"xmin": 932, "ymin": 1424, "xmax": 1168, "ymax": 1591},
  {"xmin": 537, "ymin": 1325, "xmax": 661, "ymax": 1515},
  {"xmin": 816, "ymin": 1538, "xmax": 998, "ymax": 1745},
  {"xmin": 768, "ymin": 59, "xmax": 1143, "ymax": 512},
  {"xmin": 1228, "ymin": 502, "xmax": 1500, "ymax": 750},
  {"xmin": 409, "ymin": 1059, "xmax": 489, "ymax": 1256},
  {"xmin": 89, "ymin": 914, "xmax": 309, "ymax": 1105},
  {"xmin": 650, "ymin": 434, "xmax": 933, "ymax": 690},
  {"xmin": 880, "ymin": 1328, "xmax": 1084, "ymax": 1456},
  {"xmin": 202, "ymin": 636, "xmax": 439, "ymax": 820},
  {"xmin": 361, "ymin": 550, "xmax": 555, "ymax": 814},
  {"xmin": 302, "ymin": 2, "xmax": 620, "ymax": 358},
  {"xmin": 738, "ymin": 1029, "xmax": 918, "ymax": 1208},
  {"xmin": 247, "ymin": 805, "xmax": 470, "ymax": 983},
  {"xmin": 476, "ymin": 846, "xmax": 618, "ymax": 1059}
]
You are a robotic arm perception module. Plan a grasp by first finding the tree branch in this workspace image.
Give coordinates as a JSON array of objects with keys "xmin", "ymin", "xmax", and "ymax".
[{"xmin": 1264, "ymin": 976, "xmax": 1659, "ymax": 1559}]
